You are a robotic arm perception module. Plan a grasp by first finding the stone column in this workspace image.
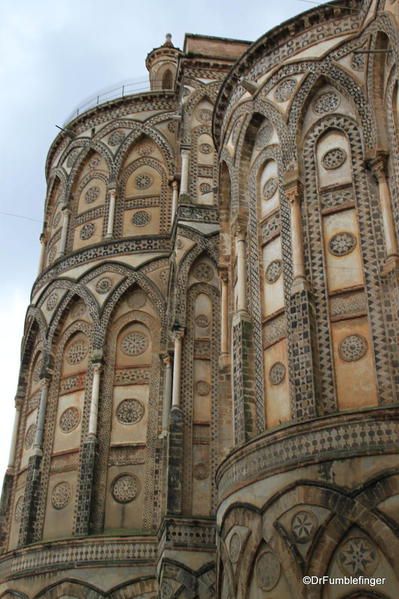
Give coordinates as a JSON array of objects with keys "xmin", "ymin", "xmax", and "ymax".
[
  {"xmin": 59, "ymin": 206, "xmax": 71, "ymax": 256},
  {"xmin": 233, "ymin": 215, "xmax": 248, "ymax": 315},
  {"xmin": 171, "ymin": 328, "xmax": 184, "ymax": 409},
  {"xmin": 161, "ymin": 354, "xmax": 173, "ymax": 434},
  {"xmin": 370, "ymin": 153, "xmax": 399, "ymax": 271},
  {"xmin": 88, "ymin": 360, "xmax": 102, "ymax": 438},
  {"xmin": 105, "ymin": 188, "xmax": 116, "ymax": 239},
  {"xmin": 38, "ymin": 233, "xmax": 47, "ymax": 274},
  {"xmin": 33, "ymin": 377, "xmax": 51, "ymax": 454},
  {"xmin": 283, "ymin": 174, "xmax": 309, "ymax": 294},
  {"xmin": 180, "ymin": 149, "xmax": 190, "ymax": 195},
  {"xmin": 7, "ymin": 397, "xmax": 23, "ymax": 470},
  {"xmin": 219, "ymin": 267, "xmax": 229, "ymax": 367},
  {"xmin": 171, "ymin": 180, "xmax": 178, "ymax": 220}
]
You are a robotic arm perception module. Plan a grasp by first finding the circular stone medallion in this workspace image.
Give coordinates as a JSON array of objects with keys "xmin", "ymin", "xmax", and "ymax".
[
  {"xmin": 339, "ymin": 334, "xmax": 368, "ymax": 362},
  {"xmin": 137, "ymin": 143, "xmax": 154, "ymax": 156},
  {"xmin": 108, "ymin": 130, "xmax": 125, "ymax": 146},
  {"xmin": 255, "ymin": 551, "xmax": 281, "ymax": 591},
  {"xmin": 66, "ymin": 340, "xmax": 88, "ymax": 365},
  {"xmin": 51, "ymin": 481, "xmax": 71, "ymax": 510},
  {"xmin": 121, "ymin": 331, "xmax": 149, "ymax": 356},
  {"xmin": 131, "ymin": 210, "xmax": 151, "ymax": 226},
  {"xmin": 127, "ymin": 290, "xmax": 146, "ymax": 309},
  {"xmin": 195, "ymin": 314, "xmax": 209, "ymax": 328},
  {"xmin": 322, "ymin": 147, "xmax": 347, "ymax": 170},
  {"xmin": 116, "ymin": 398, "xmax": 145, "ymax": 424},
  {"xmin": 196, "ymin": 380, "xmax": 211, "ymax": 396},
  {"xmin": 291, "ymin": 510, "xmax": 318, "ymax": 543},
  {"xmin": 193, "ymin": 463, "xmax": 209, "ymax": 480},
  {"xmin": 274, "ymin": 78, "xmax": 296, "ymax": 102},
  {"xmin": 329, "ymin": 232, "xmax": 357, "ymax": 256},
  {"xmin": 24, "ymin": 424, "xmax": 37, "ymax": 450},
  {"xmin": 255, "ymin": 121, "xmax": 273, "ymax": 148},
  {"xmin": 199, "ymin": 143, "xmax": 212, "ymax": 154},
  {"xmin": 80, "ymin": 223, "xmax": 95, "ymax": 240},
  {"xmin": 59, "ymin": 407, "xmax": 81, "ymax": 433},
  {"xmin": 263, "ymin": 177, "xmax": 278, "ymax": 201},
  {"xmin": 229, "ymin": 532, "xmax": 241, "ymax": 563},
  {"xmin": 85, "ymin": 185, "xmax": 100, "ymax": 204},
  {"xmin": 199, "ymin": 182, "xmax": 212, "ymax": 194},
  {"xmin": 89, "ymin": 156, "xmax": 100, "ymax": 169},
  {"xmin": 269, "ymin": 362, "xmax": 286, "ymax": 386},
  {"xmin": 95, "ymin": 277, "xmax": 113, "ymax": 294},
  {"xmin": 134, "ymin": 173, "xmax": 153, "ymax": 190},
  {"xmin": 52, "ymin": 211, "xmax": 62, "ymax": 228},
  {"xmin": 339, "ymin": 537, "xmax": 378, "ymax": 576},
  {"xmin": 197, "ymin": 108, "xmax": 212, "ymax": 122},
  {"xmin": 112, "ymin": 474, "xmax": 139, "ymax": 503},
  {"xmin": 313, "ymin": 91, "xmax": 340, "ymax": 115},
  {"xmin": 265, "ymin": 259, "xmax": 282, "ymax": 284},
  {"xmin": 193, "ymin": 262, "xmax": 213, "ymax": 282}
]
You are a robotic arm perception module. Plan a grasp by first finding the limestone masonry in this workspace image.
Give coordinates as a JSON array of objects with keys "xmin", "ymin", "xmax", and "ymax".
[{"xmin": 1, "ymin": 0, "xmax": 399, "ymax": 597}]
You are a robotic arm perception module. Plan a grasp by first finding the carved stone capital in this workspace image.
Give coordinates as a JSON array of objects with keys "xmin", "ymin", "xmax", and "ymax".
[
  {"xmin": 283, "ymin": 171, "xmax": 303, "ymax": 204},
  {"xmin": 171, "ymin": 327, "xmax": 185, "ymax": 342},
  {"xmin": 232, "ymin": 213, "xmax": 248, "ymax": 239},
  {"xmin": 162, "ymin": 353, "xmax": 173, "ymax": 367},
  {"xmin": 369, "ymin": 152, "xmax": 389, "ymax": 181},
  {"xmin": 39, "ymin": 232, "xmax": 47, "ymax": 245},
  {"xmin": 218, "ymin": 266, "xmax": 229, "ymax": 283}
]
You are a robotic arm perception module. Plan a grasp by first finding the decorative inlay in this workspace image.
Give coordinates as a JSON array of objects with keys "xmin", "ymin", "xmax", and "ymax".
[
  {"xmin": 131, "ymin": 210, "xmax": 151, "ymax": 226},
  {"xmin": 255, "ymin": 551, "xmax": 281, "ymax": 591},
  {"xmin": 85, "ymin": 185, "xmax": 100, "ymax": 204},
  {"xmin": 46, "ymin": 292, "xmax": 58, "ymax": 311},
  {"xmin": 80, "ymin": 223, "xmax": 95, "ymax": 240},
  {"xmin": 263, "ymin": 177, "xmax": 278, "ymax": 200},
  {"xmin": 167, "ymin": 120, "xmax": 177, "ymax": 132},
  {"xmin": 160, "ymin": 581, "xmax": 173, "ymax": 599},
  {"xmin": 199, "ymin": 182, "xmax": 212, "ymax": 194},
  {"xmin": 14, "ymin": 497, "xmax": 23, "ymax": 522},
  {"xmin": 255, "ymin": 121, "xmax": 273, "ymax": 148},
  {"xmin": 195, "ymin": 380, "xmax": 211, "ymax": 396},
  {"xmin": 274, "ymin": 78, "xmax": 296, "ymax": 102},
  {"xmin": 197, "ymin": 108, "xmax": 212, "ymax": 122},
  {"xmin": 66, "ymin": 340, "xmax": 88, "ymax": 365},
  {"xmin": 193, "ymin": 262, "xmax": 213, "ymax": 282},
  {"xmin": 59, "ymin": 407, "xmax": 80, "ymax": 433},
  {"xmin": 134, "ymin": 173, "xmax": 153, "ymax": 190},
  {"xmin": 199, "ymin": 143, "xmax": 212, "ymax": 154},
  {"xmin": 269, "ymin": 362, "xmax": 286, "ymax": 385},
  {"xmin": 66, "ymin": 148, "xmax": 80, "ymax": 167},
  {"xmin": 111, "ymin": 474, "xmax": 139, "ymax": 503},
  {"xmin": 193, "ymin": 463, "xmax": 209, "ymax": 480},
  {"xmin": 322, "ymin": 147, "xmax": 347, "ymax": 170},
  {"xmin": 339, "ymin": 537, "xmax": 378, "ymax": 576},
  {"xmin": 89, "ymin": 156, "xmax": 100, "ymax": 169},
  {"xmin": 195, "ymin": 314, "xmax": 209, "ymax": 327},
  {"xmin": 116, "ymin": 398, "xmax": 145, "ymax": 424},
  {"xmin": 313, "ymin": 92, "xmax": 340, "ymax": 115},
  {"xmin": 32, "ymin": 358, "xmax": 42, "ymax": 384},
  {"xmin": 137, "ymin": 143, "xmax": 154, "ymax": 156},
  {"xmin": 51, "ymin": 481, "xmax": 71, "ymax": 510},
  {"xmin": 291, "ymin": 510, "xmax": 318, "ymax": 543},
  {"xmin": 121, "ymin": 331, "xmax": 149, "ymax": 356},
  {"xmin": 351, "ymin": 52, "xmax": 365, "ymax": 71},
  {"xmin": 48, "ymin": 246, "xmax": 57, "ymax": 264},
  {"xmin": 95, "ymin": 277, "xmax": 113, "ymax": 294},
  {"xmin": 127, "ymin": 290, "xmax": 146, "ymax": 309},
  {"xmin": 229, "ymin": 532, "xmax": 241, "ymax": 563},
  {"xmin": 339, "ymin": 334, "xmax": 368, "ymax": 362},
  {"xmin": 24, "ymin": 424, "xmax": 36, "ymax": 450},
  {"xmin": 328, "ymin": 232, "xmax": 357, "ymax": 256},
  {"xmin": 265, "ymin": 259, "xmax": 282, "ymax": 283},
  {"xmin": 108, "ymin": 130, "xmax": 125, "ymax": 146},
  {"xmin": 176, "ymin": 238, "xmax": 184, "ymax": 249},
  {"xmin": 52, "ymin": 211, "xmax": 61, "ymax": 228}
]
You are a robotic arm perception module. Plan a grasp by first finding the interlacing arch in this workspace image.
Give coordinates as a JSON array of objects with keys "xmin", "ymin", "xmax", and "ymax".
[{"xmin": 113, "ymin": 126, "xmax": 175, "ymax": 179}]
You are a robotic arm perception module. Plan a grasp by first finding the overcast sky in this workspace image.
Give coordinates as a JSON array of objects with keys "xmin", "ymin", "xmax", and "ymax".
[{"xmin": 0, "ymin": 0, "xmax": 328, "ymax": 479}]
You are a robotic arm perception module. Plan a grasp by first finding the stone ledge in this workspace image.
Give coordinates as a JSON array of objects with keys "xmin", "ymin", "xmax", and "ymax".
[
  {"xmin": 0, "ymin": 535, "xmax": 158, "ymax": 580},
  {"xmin": 216, "ymin": 407, "xmax": 399, "ymax": 501}
]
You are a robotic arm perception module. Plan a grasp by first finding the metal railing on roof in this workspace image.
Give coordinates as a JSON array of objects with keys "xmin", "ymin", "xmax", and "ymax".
[{"xmin": 63, "ymin": 76, "xmax": 173, "ymax": 126}]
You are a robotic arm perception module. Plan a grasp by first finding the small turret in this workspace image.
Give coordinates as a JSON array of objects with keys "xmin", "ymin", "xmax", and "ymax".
[{"xmin": 146, "ymin": 34, "xmax": 182, "ymax": 91}]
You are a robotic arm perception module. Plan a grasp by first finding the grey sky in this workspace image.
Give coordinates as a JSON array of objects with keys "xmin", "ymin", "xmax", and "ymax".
[{"xmin": 0, "ymin": 0, "xmax": 328, "ymax": 477}]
